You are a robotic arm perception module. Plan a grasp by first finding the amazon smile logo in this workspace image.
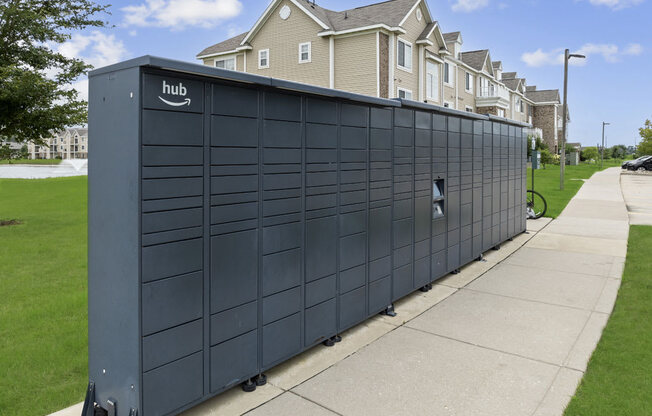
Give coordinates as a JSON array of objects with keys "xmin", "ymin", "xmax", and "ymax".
[{"xmin": 158, "ymin": 80, "xmax": 191, "ymax": 107}]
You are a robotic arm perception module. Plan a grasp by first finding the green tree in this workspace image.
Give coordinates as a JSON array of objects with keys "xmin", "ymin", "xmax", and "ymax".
[
  {"xmin": 540, "ymin": 148, "xmax": 554, "ymax": 168},
  {"xmin": 638, "ymin": 119, "xmax": 652, "ymax": 157},
  {"xmin": 581, "ymin": 146, "xmax": 599, "ymax": 162},
  {"xmin": 610, "ymin": 144, "xmax": 627, "ymax": 159},
  {"xmin": 0, "ymin": 0, "xmax": 110, "ymax": 146}
]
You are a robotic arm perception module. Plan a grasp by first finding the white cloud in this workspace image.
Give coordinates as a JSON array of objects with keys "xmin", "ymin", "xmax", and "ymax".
[
  {"xmin": 122, "ymin": 0, "xmax": 242, "ymax": 29},
  {"xmin": 451, "ymin": 0, "xmax": 489, "ymax": 12},
  {"xmin": 521, "ymin": 48, "xmax": 565, "ymax": 67},
  {"xmin": 58, "ymin": 31, "xmax": 128, "ymax": 69},
  {"xmin": 624, "ymin": 43, "xmax": 643, "ymax": 55},
  {"xmin": 586, "ymin": 0, "xmax": 643, "ymax": 10},
  {"xmin": 68, "ymin": 79, "xmax": 89, "ymax": 102},
  {"xmin": 521, "ymin": 43, "xmax": 643, "ymax": 67},
  {"xmin": 54, "ymin": 31, "xmax": 128, "ymax": 103}
]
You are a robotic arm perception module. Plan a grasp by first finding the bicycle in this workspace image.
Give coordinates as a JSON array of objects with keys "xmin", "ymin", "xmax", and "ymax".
[{"xmin": 526, "ymin": 189, "xmax": 547, "ymax": 219}]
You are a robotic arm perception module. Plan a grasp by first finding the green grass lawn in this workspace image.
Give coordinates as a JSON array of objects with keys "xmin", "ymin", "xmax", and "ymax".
[
  {"xmin": 565, "ymin": 225, "xmax": 652, "ymax": 415},
  {"xmin": 0, "ymin": 158, "xmax": 62, "ymax": 165},
  {"xmin": 0, "ymin": 177, "xmax": 87, "ymax": 416},
  {"xmin": 527, "ymin": 160, "xmax": 623, "ymax": 218}
]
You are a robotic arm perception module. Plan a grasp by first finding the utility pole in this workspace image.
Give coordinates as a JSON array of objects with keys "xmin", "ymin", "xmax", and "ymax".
[
  {"xmin": 601, "ymin": 122, "xmax": 610, "ymax": 169},
  {"xmin": 560, "ymin": 49, "xmax": 585, "ymax": 190}
]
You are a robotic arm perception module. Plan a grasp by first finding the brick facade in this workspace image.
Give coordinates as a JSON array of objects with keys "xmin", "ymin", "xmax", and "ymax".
[
  {"xmin": 476, "ymin": 106, "xmax": 498, "ymax": 116},
  {"xmin": 379, "ymin": 33, "xmax": 389, "ymax": 98},
  {"xmin": 532, "ymin": 104, "xmax": 558, "ymax": 152}
]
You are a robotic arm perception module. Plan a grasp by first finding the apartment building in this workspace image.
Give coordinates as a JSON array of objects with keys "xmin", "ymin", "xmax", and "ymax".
[
  {"xmin": 198, "ymin": 0, "xmax": 566, "ymax": 150},
  {"xmin": 28, "ymin": 128, "xmax": 88, "ymax": 159},
  {"xmin": 526, "ymin": 87, "xmax": 567, "ymax": 153},
  {"xmin": 198, "ymin": 0, "xmax": 451, "ymax": 102}
]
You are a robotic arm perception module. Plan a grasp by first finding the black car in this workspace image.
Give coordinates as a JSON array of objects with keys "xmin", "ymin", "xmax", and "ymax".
[
  {"xmin": 627, "ymin": 155, "xmax": 652, "ymax": 171},
  {"xmin": 623, "ymin": 155, "xmax": 651, "ymax": 170}
]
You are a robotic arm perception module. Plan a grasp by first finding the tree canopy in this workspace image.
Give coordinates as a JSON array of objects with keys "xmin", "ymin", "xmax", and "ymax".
[
  {"xmin": 638, "ymin": 119, "xmax": 652, "ymax": 157},
  {"xmin": 0, "ymin": 0, "xmax": 110, "ymax": 145},
  {"xmin": 581, "ymin": 146, "xmax": 599, "ymax": 162}
]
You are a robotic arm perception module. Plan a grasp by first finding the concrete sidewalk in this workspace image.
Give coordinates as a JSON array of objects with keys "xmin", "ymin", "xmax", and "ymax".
[
  {"xmin": 235, "ymin": 167, "xmax": 627, "ymax": 416},
  {"xmin": 52, "ymin": 168, "xmax": 628, "ymax": 416}
]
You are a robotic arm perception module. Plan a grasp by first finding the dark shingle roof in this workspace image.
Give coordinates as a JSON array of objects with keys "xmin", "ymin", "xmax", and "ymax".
[
  {"xmin": 460, "ymin": 50, "xmax": 489, "ymax": 71},
  {"xmin": 526, "ymin": 89, "xmax": 561, "ymax": 103},
  {"xmin": 492, "ymin": 61, "xmax": 502, "ymax": 69},
  {"xmin": 338, "ymin": 0, "xmax": 418, "ymax": 29},
  {"xmin": 198, "ymin": 0, "xmax": 421, "ymax": 57},
  {"xmin": 501, "ymin": 72, "xmax": 517, "ymax": 80},
  {"xmin": 503, "ymin": 78, "xmax": 521, "ymax": 91},
  {"xmin": 418, "ymin": 22, "xmax": 437, "ymax": 41},
  {"xmin": 197, "ymin": 32, "xmax": 247, "ymax": 57},
  {"xmin": 526, "ymin": 85, "xmax": 537, "ymax": 92},
  {"xmin": 443, "ymin": 31, "xmax": 461, "ymax": 43}
]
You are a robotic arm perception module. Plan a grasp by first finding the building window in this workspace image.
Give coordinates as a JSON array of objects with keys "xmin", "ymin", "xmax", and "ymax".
[
  {"xmin": 397, "ymin": 38, "xmax": 412, "ymax": 72},
  {"xmin": 397, "ymin": 87, "xmax": 413, "ymax": 100},
  {"xmin": 82, "ymin": 146, "xmax": 85, "ymax": 150},
  {"xmin": 215, "ymin": 57, "xmax": 235, "ymax": 70},
  {"xmin": 465, "ymin": 72, "xmax": 473, "ymax": 93},
  {"xmin": 426, "ymin": 61, "xmax": 439, "ymax": 100},
  {"xmin": 465, "ymin": 106, "xmax": 473, "ymax": 112},
  {"xmin": 444, "ymin": 62, "xmax": 453, "ymax": 86},
  {"xmin": 515, "ymin": 97, "xmax": 523, "ymax": 113},
  {"xmin": 498, "ymin": 108, "xmax": 505, "ymax": 118},
  {"xmin": 443, "ymin": 101, "xmax": 451, "ymax": 108},
  {"xmin": 258, "ymin": 49, "xmax": 269, "ymax": 69},
  {"xmin": 299, "ymin": 42, "xmax": 311, "ymax": 63}
]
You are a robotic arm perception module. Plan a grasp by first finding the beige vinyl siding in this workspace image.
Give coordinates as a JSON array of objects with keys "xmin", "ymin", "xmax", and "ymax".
[
  {"xmin": 334, "ymin": 32, "xmax": 378, "ymax": 97},
  {"xmin": 236, "ymin": 54, "xmax": 244, "ymax": 71},
  {"xmin": 244, "ymin": 0, "xmax": 329, "ymax": 87},
  {"xmin": 457, "ymin": 68, "xmax": 475, "ymax": 112},
  {"xmin": 394, "ymin": 3, "xmax": 428, "ymax": 99},
  {"xmin": 443, "ymin": 85, "xmax": 456, "ymax": 106}
]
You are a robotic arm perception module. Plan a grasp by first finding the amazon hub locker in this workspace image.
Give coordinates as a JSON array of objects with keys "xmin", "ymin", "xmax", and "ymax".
[{"xmin": 87, "ymin": 56, "xmax": 528, "ymax": 416}]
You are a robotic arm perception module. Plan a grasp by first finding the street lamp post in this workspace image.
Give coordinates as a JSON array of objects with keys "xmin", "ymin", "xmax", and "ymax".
[
  {"xmin": 560, "ymin": 49, "xmax": 586, "ymax": 190},
  {"xmin": 601, "ymin": 122, "xmax": 610, "ymax": 169}
]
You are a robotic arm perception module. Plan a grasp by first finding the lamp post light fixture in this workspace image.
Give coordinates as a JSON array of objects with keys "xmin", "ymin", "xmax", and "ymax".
[
  {"xmin": 560, "ymin": 49, "xmax": 586, "ymax": 190},
  {"xmin": 601, "ymin": 122, "xmax": 610, "ymax": 169}
]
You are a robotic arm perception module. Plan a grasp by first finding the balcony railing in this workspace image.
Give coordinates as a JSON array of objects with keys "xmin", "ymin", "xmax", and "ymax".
[{"xmin": 477, "ymin": 84, "xmax": 510, "ymax": 101}]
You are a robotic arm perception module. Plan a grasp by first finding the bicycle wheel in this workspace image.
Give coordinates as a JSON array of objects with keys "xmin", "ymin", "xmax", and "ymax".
[{"xmin": 526, "ymin": 190, "xmax": 547, "ymax": 219}]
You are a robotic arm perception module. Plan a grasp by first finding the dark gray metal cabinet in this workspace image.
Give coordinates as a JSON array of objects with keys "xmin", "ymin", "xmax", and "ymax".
[{"xmin": 87, "ymin": 56, "xmax": 528, "ymax": 416}]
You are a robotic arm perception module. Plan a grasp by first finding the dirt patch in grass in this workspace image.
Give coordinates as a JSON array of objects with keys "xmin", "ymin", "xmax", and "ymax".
[{"xmin": 0, "ymin": 219, "xmax": 23, "ymax": 226}]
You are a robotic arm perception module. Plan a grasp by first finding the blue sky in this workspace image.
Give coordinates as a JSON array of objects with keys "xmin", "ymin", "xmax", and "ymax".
[{"xmin": 66, "ymin": 0, "xmax": 651, "ymax": 147}]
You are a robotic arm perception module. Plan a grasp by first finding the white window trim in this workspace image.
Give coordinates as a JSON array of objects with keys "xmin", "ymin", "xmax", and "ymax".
[
  {"xmin": 258, "ymin": 49, "xmax": 269, "ymax": 69},
  {"xmin": 465, "ymin": 72, "xmax": 473, "ymax": 93},
  {"xmin": 396, "ymin": 38, "xmax": 412, "ymax": 73},
  {"xmin": 397, "ymin": 87, "xmax": 413, "ymax": 100},
  {"xmin": 298, "ymin": 42, "xmax": 311, "ymax": 63},
  {"xmin": 426, "ymin": 61, "xmax": 438, "ymax": 101},
  {"xmin": 444, "ymin": 62, "xmax": 454, "ymax": 87},
  {"xmin": 215, "ymin": 57, "xmax": 236, "ymax": 71}
]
